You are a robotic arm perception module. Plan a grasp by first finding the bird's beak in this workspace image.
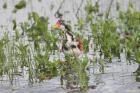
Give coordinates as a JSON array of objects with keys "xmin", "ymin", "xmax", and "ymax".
[
  {"xmin": 53, "ymin": 20, "xmax": 61, "ymax": 29},
  {"xmin": 53, "ymin": 23, "xmax": 61, "ymax": 29}
]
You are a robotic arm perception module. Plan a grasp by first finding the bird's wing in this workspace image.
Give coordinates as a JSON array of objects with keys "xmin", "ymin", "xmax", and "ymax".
[{"xmin": 66, "ymin": 33, "xmax": 73, "ymax": 42}]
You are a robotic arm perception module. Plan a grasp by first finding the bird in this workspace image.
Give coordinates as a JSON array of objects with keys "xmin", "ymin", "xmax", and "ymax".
[
  {"xmin": 53, "ymin": 19, "xmax": 84, "ymax": 89},
  {"xmin": 53, "ymin": 19, "xmax": 83, "ymax": 57}
]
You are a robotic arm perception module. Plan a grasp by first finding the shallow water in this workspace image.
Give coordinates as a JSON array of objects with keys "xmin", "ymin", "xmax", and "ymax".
[
  {"xmin": 0, "ymin": 59, "xmax": 140, "ymax": 93},
  {"xmin": 0, "ymin": 0, "xmax": 140, "ymax": 93}
]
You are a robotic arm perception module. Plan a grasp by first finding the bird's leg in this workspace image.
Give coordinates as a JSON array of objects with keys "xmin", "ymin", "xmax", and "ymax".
[{"xmin": 60, "ymin": 75, "xmax": 64, "ymax": 86}]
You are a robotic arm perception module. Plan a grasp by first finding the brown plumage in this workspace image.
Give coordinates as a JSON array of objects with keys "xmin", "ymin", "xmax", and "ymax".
[{"xmin": 76, "ymin": 38, "xmax": 83, "ymax": 51}]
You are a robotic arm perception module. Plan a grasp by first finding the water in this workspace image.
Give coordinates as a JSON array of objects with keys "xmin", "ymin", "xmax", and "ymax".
[
  {"xmin": 0, "ymin": 55, "xmax": 140, "ymax": 93},
  {"xmin": 0, "ymin": 0, "xmax": 140, "ymax": 93}
]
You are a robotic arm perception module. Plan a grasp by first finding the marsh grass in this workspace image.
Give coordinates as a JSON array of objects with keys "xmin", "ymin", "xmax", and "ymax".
[
  {"xmin": 0, "ymin": 0, "xmax": 140, "ymax": 92},
  {"xmin": 59, "ymin": 55, "xmax": 89, "ymax": 91}
]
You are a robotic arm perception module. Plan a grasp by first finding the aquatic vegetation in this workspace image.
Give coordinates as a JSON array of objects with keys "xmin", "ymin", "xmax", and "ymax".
[
  {"xmin": 15, "ymin": 0, "xmax": 26, "ymax": 10},
  {"xmin": 3, "ymin": 2, "xmax": 7, "ymax": 9},
  {"xmin": 0, "ymin": 0, "xmax": 140, "ymax": 92},
  {"xmin": 59, "ymin": 54, "xmax": 89, "ymax": 90},
  {"xmin": 119, "ymin": 3, "xmax": 140, "ymax": 81},
  {"xmin": 0, "ymin": 39, "xmax": 6, "ymax": 76}
]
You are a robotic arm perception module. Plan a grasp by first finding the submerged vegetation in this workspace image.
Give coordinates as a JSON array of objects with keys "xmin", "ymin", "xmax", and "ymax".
[{"xmin": 0, "ymin": 0, "xmax": 140, "ymax": 92}]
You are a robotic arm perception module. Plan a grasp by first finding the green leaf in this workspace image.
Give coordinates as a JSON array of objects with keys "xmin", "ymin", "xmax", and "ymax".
[
  {"xmin": 116, "ymin": 2, "xmax": 120, "ymax": 11},
  {"xmin": 15, "ymin": 0, "xmax": 26, "ymax": 9},
  {"xmin": 135, "ymin": 52, "xmax": 140, "ymax": 64},
  {"xmin": 12, "ymin": 20, "xmax": 17, "ymax": 30},
  {"xmin": 28, "ymin": 12, "xmax": 40, "ymax": 23},
  {"xmin": 15, "ymin": 30, "xmax": 20, "ymax": 40},
  {"xmin": 85, "ymin": 0, "xmax": 94, "ymax": 14},
  {"xmin": 78, "ymin": 18, "xmax": 85, "ymax": 30},
  {"xmin": 127, "ymin": 2, "xmax": 134, "ymax": 14},
  {"xmin": 3, "ymin": 2, "xmax": 7, "ymax": 9}
]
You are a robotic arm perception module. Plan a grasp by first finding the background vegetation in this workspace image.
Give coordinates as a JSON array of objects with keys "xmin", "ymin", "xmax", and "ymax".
[{"xmin": 0, "ymin": 0, "xmax": 140, "ymax": 91}]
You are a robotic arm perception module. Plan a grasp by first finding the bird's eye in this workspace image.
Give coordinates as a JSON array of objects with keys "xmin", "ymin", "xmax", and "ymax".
[
  {"xmin": 63, "ymin": 46, "xmax": 69, "ymax": 50},
  {"xmin": 70, "ymin": 45, "xmax": 76, "ymax": 48}
]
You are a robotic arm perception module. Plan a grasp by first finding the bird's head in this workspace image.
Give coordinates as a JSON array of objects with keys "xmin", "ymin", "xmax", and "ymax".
[
  {"xmin": 53, "ymin": 20, "xmax": 63, "ymax": 29},
  {"xmin": 53, "ymin": 20, "xmax": 71, "ymax": 31}
]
